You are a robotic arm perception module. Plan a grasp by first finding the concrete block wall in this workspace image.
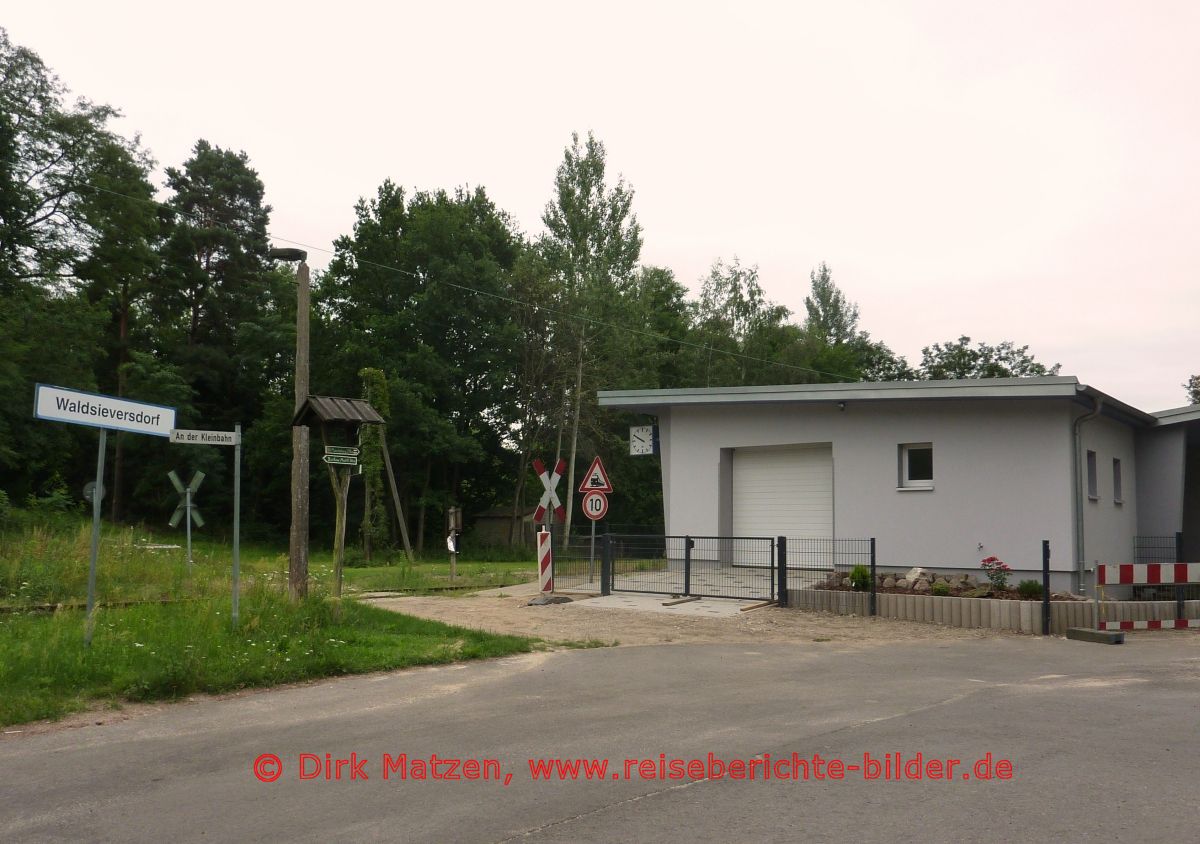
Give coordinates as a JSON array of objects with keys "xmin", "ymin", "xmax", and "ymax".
[{"xmin": 786, "ymin": 591, "xmax": 1200, "ymax": 636}]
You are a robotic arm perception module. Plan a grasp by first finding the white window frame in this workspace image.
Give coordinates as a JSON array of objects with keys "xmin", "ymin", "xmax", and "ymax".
[
  {"xmin": 1112, "ymin": 458, "xmax": 1123, "ymax": 505},
  {"xmin": 898, "ymin": 442, "xmax": 934, "ymax": 490},
  {"xmin": 1086, "ymin": 450, "xmax": 1098, "ymax": 500}
]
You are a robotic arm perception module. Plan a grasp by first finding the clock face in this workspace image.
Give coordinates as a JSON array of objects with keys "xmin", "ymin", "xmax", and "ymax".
[{"xmin": 630, "ymin": 425, "xmax": 655, "ymax": 455}]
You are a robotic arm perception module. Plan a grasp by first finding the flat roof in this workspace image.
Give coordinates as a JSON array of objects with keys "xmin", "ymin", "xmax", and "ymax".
[
  {"xmin": 1153, "ymin": 404, "xmax": 1200, "ymax": 427},
  {"xmin": 598, "ymin": 376, "xmax": 1160, "ymax": 426}
]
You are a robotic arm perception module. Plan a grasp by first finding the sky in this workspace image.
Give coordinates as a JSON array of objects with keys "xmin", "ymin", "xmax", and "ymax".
[{"xmin": 7, "ymin": 1, "xmax": 1198, "ymax": 411}]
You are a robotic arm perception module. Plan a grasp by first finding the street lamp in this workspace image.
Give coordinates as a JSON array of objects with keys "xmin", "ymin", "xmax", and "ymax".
[{"xmin": 269, "ymin": 246, "xmax": 310, "ymax": 600}]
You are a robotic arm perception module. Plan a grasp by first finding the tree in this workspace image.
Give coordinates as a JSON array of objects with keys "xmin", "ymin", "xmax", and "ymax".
[
  {"xmin": 797, "ymin": 262, "xmax": 913, "ymax": 384},
  {"xmin": 804, "ymin": 262, "xmax": 860, "ymax": 346},
  {"xmin": 541, "ymin": 131, "xmax": 643, "ymax": 543},
  {"xmin": 1185, "ymin": 375, "xmax": 1199, "ymax": 406},
  {"xmin": 918, "ymin": 336, "xmax": 1060, "ymax": 380},
  {"xmin": 75, "ymin": 136, "xmax": 164, "ymax": 520},
  {"xmin": 0, "ymin": 27, "xmax": 118, "ymax": 291}
]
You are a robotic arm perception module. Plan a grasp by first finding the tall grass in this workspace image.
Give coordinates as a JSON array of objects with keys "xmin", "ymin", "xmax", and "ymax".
[{"xmin": 0, "ymin": 585, "xmax": 532, "ymax": 726}]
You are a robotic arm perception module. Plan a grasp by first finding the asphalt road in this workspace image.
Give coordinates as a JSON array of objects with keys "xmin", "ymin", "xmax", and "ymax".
[{"xmin": 2, "ymin": 633, "xmax": 1198, "ymax": 843}]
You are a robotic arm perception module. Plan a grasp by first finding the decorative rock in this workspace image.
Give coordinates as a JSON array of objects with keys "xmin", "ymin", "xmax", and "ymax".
[
  {"xmin": 963, "ymin": 575, "xmax": 978, "ymax": 587},
  {"xmin": 896, "ymin": 578, "xmax": 910, "ymax": 590},
  {"xmin": 841, "ymin": 578, "xmax": 851, "ymax": 588},
  {"xmin": 905, "ymin": 567, "xmax": 932, "ymax": 583},
  {"xmin": 935, "ymin": 576, "xmax": 950, "ymax": 585},
  {"xmin": 962, "ymin": 586, "xmax": 992, "ymax": 598},
  {"xmin": 913, "ymin": 580, "xmax": 931, "ymax": 593},
  {"xmin": 883, "ymin": 576, "xmax": 896, "ymax": 588}
]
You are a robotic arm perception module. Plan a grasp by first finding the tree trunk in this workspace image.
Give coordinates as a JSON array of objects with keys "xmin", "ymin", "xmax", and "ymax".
[
  {"xmin": 562, "ymin": 333, "xmax": 586, "ymax": 549},
  {"xmin": 362, "ymin": 479, "xmax": 372, "ymax": 563},
  {"xmin": 110, "ymin": 294, "xmax": 129, "ymax": 522},
  {"xmin": 416, "ymin": 460, "xmax": 431, "ymax": 553}
]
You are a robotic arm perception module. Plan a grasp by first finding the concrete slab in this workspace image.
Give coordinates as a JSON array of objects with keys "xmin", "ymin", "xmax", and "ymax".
[{"xmin": 573, "ymin": 594, "xmax": 760, "ymax": 617}]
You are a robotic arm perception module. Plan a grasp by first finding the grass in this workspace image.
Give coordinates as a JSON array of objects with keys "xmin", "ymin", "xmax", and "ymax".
[
  {"xmin": 0, "ymin": 587, "xmax": 533, "ymax": 727},
  {"xmin": 0, "ymin": 512, "xmax": 540, "ymax": 728},
  {"xmin": 344, "ymin": 560, "xmax": 537, "ymax": 594}
]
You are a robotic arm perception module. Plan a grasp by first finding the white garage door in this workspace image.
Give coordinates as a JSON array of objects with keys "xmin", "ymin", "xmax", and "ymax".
[{"xmin": 731, "ymin": 444, "xmax": 833, "ymax": 538}]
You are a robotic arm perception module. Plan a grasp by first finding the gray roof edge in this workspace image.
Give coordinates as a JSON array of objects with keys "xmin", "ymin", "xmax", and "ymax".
[
  {"xmin": 1152, "ymin": 404, "xmax": 1200, "ymax": 426},
  {"xmin": 598, "ymin": 376, "xmax": 1083, "ymax": 408},
  {"xmin": 597, "ymin": 376, "xmax": 1167, "ymax": 427}
]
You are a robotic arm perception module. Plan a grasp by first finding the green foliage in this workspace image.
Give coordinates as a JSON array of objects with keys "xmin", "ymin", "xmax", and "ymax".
[
  {"xmin": 0, "ymin": 489, "xmax": 11, "ymax": 526},
  {"xmin": 919, "ymin": 336, "xmax": 1061, "ymax": 380},
  {"xmin": 1185, "ymin": 375, "xmax": 1199, "ymax": 406},
  {"xmin": 931, "ymin": 581, "xmax": 951, "ymax": 596},
  {"xmin": 1017, "ymin": 579, "xmax": 1044, "ymax": 599},
  {"xmin": 849, "ymin": 564, "xmax": 871, "ymax": 591}
]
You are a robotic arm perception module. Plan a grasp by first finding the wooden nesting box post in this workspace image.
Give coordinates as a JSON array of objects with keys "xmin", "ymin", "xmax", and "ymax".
[{"xmin": 293, "ymin": 396, "xmax": 385, "ymax": 598}]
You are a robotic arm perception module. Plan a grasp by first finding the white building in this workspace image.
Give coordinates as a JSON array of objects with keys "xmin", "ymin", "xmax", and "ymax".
[{"xmin": 598, "ymin": 377, "xmax": 1200, "ymax": 592}]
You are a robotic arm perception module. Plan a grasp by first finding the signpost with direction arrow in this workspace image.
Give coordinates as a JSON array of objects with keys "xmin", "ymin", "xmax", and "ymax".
[{"xmin": 168, "ymin": 470, "xmax": 205, "ymax": 569}]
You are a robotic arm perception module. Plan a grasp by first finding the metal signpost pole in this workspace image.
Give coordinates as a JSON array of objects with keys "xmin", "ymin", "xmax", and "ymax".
[
  {"xmin": 84, "ymin": 429, "xmax": 107, "ymax": 647},
  {"xmin": 185, "ymin": 486, "xmax": 193, "ymax": 571},
  {"xmin": 589, "ymin": 518, "xmax": 596, "ymax": 583},
  {"xmin": 232, "ymin": 423, "xmax": 241, "ymax": 629}
]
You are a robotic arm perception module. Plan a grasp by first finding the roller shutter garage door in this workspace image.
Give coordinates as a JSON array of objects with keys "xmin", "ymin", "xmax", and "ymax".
[{"xmin": 731, "ymin": 444, "xmax": 833, "ymax": 538}]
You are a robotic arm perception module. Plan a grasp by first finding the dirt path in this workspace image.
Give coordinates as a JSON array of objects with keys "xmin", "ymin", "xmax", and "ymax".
[{"xmin": 364, "ymin": 593, "xmax": 1003, "ymax": 647}]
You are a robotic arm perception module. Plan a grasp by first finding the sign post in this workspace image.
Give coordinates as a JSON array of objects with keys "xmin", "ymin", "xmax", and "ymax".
[
  {"xmin": 85, "ymin": 429, "xmax": 107, "ymax": 647},
  {"xmin": 33, "ymin": 384, "xmax": 176, "ymax": 646},
  {"xmin": 171, "ymin": 428, "xmax": 242, "ymax": 627},
  {"xmin": 533, "ymin": 458, "xmax": 566, "ymax": 590},
  {"xmin": 579, "ymin": 458, "xmax": 613, "ymax": 584},
  {"xmin": 168, "ymin": 470, "xmax": 206, "ymax": 569}
]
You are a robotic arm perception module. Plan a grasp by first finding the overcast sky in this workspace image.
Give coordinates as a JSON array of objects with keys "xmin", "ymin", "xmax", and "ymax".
[{"xmin": 8, "ymin": 1, "xmax": 1197, "ymax": 410}]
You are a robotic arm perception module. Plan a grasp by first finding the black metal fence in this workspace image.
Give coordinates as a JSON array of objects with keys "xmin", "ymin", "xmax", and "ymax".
[
  {"xmin": 781, "ymin": 537, "xmax": 875, "ymax": 592},
  {"xmin": 1134, "ymin": 534, "xmax": 1182, "ymax": 565}
]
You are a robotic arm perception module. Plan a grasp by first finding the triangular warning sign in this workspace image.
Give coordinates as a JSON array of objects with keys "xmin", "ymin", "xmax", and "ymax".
[{"xmin": 578, "ymin": 456, "xmax": 613, "ymax": 493}]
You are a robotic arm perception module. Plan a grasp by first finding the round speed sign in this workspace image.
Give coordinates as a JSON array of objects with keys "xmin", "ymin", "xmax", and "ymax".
[{"xmin": 581, "ymin": 490, "xmax": 609, "ymax": 521}]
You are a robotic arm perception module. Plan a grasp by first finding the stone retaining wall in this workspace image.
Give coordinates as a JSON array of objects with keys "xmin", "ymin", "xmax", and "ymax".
[{"xmin": 787, "ymin": 590, "xmax": 1200, "ymax": 636}]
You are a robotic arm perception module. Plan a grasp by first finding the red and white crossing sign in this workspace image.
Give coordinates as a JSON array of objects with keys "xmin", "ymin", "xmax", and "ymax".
[
  {"xmin": 532, "ymin": 457, "xmax": 566, "ymax": 524},
  {"xmin": 582, "ymin": 490, "xmax": 609, "ymax": 521},
  {"xmin": 578, "ymin": 456, "xmax": 613, "ymax": 494}
]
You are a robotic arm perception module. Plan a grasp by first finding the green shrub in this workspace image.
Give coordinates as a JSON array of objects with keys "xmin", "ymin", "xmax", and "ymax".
[
  {"xmin": 931, "ymin": 581, "xmax": 951, "ymax": 596},
  {"xmin": 0, "ymin": 490, "xmax": 11, "ymax": 527},
  {"xmin": 1017, "ymin": 579, "xmax": 1043, "ymax": 599},
  {"xmin": 849, "ymin": 564, "xmax": 871, "ymax": 591}
]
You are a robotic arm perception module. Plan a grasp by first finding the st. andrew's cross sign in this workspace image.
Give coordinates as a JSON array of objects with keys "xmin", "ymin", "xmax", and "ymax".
[{"xmin": 532, "ymin": 457, "xmax": 566, "ymax": 524}]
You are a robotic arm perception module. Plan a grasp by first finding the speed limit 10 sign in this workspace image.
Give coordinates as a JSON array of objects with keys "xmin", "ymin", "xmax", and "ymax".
[{"xmin": 582, "ymin": 490, "xmax": 609, "ymax": 521}]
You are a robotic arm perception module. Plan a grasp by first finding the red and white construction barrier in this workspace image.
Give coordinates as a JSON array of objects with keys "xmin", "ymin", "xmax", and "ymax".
[
  {"xmin": 1095, "ymin": 562, "xmax": 1199, "ymax": 632},
  {"xmin": 537, "ymin": 529, "xmax": 553, "ymax": 593},
  {"xmin": 1097, "ymin": 563, "xmax": 1200, "ymax": 586},
  {"xmin": 1099, "ymin": 619, "xmax": 1200, "ymax": 631}
]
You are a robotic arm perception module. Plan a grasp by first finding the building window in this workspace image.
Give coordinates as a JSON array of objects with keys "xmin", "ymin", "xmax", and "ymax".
[
  {"xmin": 1086, "ymin": 450, "xmax": 1098, "ymax": 500},
  {"xmin": 1113, "ymin": 458, "xmax": 1123, "ymax": 504},
  {"xmin": 899, "ymin": 443, "xmax": 933, "ymax": 489}
]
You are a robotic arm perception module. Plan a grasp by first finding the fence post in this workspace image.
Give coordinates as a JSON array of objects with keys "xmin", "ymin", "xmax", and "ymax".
[
  {"xmin": 1042, "ymin": 540, "xmax": 1051, "ymax": 636},
  {"xmin": 600, "ymin": 533, "xmax": 612, "ymax": 596},
  {"xmin": 1175, "ymin": 531, "xmax": 1185, "ymax": 620},
  {"xmin": 869, "ymin": 538, "xmax": 877, "ymax": 617},
  {"xmin": 777, "ymin": 536, "xmax": 788, "ymax": 607},
  {"xmin": 683, "ymin": 536, "xmax": 692, "ymax": 597}
]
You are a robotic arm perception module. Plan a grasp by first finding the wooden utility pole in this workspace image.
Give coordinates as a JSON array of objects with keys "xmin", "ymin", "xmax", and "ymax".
[{"xmin": 287, "ymin": 256, "xmax": 311, "ymax": 600}]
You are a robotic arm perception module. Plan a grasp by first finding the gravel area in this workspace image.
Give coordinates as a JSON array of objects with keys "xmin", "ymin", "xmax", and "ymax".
[{"xmin": 363, "ymin": 592, "xmax": 1005, "ymax": 647}]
